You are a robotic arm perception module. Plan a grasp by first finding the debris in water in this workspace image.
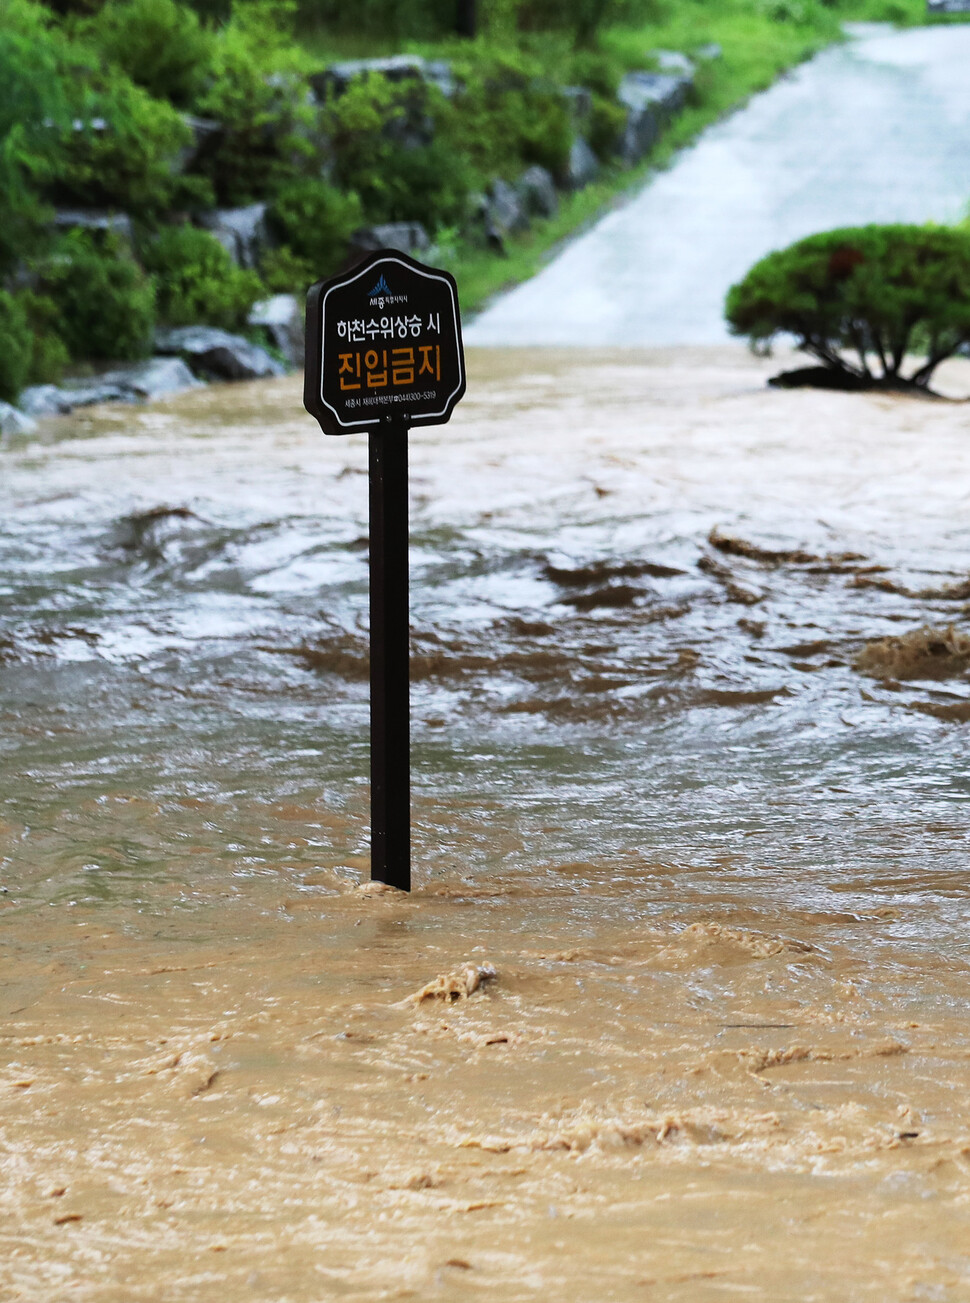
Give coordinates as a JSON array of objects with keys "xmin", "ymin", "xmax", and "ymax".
[
  {"xmin": 356, "ymin": 880, "xmax": 406, "ymax": 897},
  {"xmin": 562, "ymin": 584, "xmax": 642, "ymax": 610},
  {"xmin": 408, "ymin": 963, "xmax": 497, "ymax": 1004},
  {"xmin": 907, "ymin": 699, "xmax": 970, "ymax": 723},
  {"xmin": 851, "ymin": 573, "xmax": 970, "ymax": 600},
  {"xmin": 544, "ymin": 558, "xmax": 684, "ymax": 585},
  {"xmin": 697, "ymin": 554, "xmax": 763, "ymax": 605},
  {"xmin": 708, "ymin": 528, "xmax": 865, "ymax": 567},
  {"xmin": 854, "ymin": 625, "xmax": 970, "ymax": 680}
]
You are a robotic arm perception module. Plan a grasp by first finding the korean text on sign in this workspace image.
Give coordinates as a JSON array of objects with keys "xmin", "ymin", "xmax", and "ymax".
[
  {"xmin": 338, "ymin": 345, "xmax": 441, "ymax": 391},
  {"xmin": 336, "ymin": 313, "xmax": 442, "ymax": 343}
]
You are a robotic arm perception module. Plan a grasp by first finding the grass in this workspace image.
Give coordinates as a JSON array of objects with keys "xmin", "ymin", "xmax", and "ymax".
[{"xmin": 296, "ymin": 0, "xmax": 964, "ymax": 316}]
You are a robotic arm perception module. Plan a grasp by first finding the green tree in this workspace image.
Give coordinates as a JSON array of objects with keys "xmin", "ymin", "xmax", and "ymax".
[
  {"xmin": 39, "ymin": 231, "xmax": 156, "ymax": 361},
  {"xmin": 141, "ymin": 225, "xmax": 263, "ymax": 328},
  {"xmin": 0, "ymin": 0, "xmax": 70, "ymax": 273},
  {"xmin": 726, "ymin": 224, "xmax": 970, "ymax": 390},
  {"xmin": 86, "ymin": 0, "xmax": 213, "ymax": 107}
]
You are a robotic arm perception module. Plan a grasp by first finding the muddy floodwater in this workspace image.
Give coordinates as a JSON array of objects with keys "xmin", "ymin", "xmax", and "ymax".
[{"xmin": 2, "ymin": 348, "xmax": 970, "ymax": 1300}]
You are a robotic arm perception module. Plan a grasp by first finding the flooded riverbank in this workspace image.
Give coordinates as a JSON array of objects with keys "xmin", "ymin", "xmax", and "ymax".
[
  {"xmin": 467, "ymin": 24, "xmax": 970, "ymax": 345},
  {"xmin": 2, "ymin": 348, "xmax": 970, "ymax": 1299}
]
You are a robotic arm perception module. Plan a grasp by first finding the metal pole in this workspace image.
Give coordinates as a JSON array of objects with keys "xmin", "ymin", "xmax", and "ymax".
[{"xmin": 368, "ymin": 421, "xmax": 411, "ymax": 891}]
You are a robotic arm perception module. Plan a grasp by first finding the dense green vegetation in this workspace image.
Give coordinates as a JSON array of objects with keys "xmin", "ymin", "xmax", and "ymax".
[
  {"xmin": 0, "ymin": 0, "xmax": 957, "ymax": 402},
  {"xmin": 726, "ymin": 224, "xmax": 970, "ymax": 390}
]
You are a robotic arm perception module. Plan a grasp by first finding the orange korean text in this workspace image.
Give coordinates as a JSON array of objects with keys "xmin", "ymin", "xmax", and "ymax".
[{"xmin": 336, "ymin": 346, "xmax": 439, "ymax": 390}]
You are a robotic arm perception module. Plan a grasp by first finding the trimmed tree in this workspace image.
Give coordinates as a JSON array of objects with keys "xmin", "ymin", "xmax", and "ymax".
[{"xmin": 725, "ymin": 224, "xmax": 970, "ymax": 392}]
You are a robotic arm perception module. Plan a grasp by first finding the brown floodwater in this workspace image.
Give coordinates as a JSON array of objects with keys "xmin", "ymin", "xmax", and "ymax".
[{"xmin": 1, "ymin": 347, "xmax": 969, "ymax": 1300}]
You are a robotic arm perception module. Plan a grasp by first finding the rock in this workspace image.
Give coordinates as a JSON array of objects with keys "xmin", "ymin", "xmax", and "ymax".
[
  {"xmin": 619, "ymin": 69, "xmax": 693, "ymax": 118},
  {"xmin": 51, "ymin": 209, "xmax": 134, "ymax": 245},
  {"xmin": 565, "ymin": 137, "xmax": 600, "ymax": 190},
  {"xmin": 17, "ymin": 359, "xmax": 201, "ymax": 416},
  {"xmin": 618, "ymin": 102, "xmax": 659, "ymax": 166},
  {"xmin": 484, "ymin": 178, "xmax": 529, "ymax": 246},
  {"xmin": 516, "ymin": 165, "xmax": 558, "ymax": 220},
  {"xmin": 0, "ymin": 401, "xmax": 37, "ymax": 438},
  {"xmin": 248, "ymin": 294, "xmax": 304, "ymax": 366},
  {"xmin": 41, "ymin": 378, "xmax": 130, "ymax": 409},
  {"xmin": 424, "ymin": 59, "xmax": 456, "ymax": 99},
  {"xmin": 616, "ymin": 70, "xmax": 692, "ymax": 164},
  {"xmin": 107, "ymin": 357, "xmax": 203, "ymax": 401},
  {"xmin": 561, "ymin": 85, "xmax": 593, "ymax": 127},
  {"xmin": 17, "ymin": 385, "xmax": 69, "ymax": 418},
  {"xmin": 650, "ymin": 49, "xmax": 695, "ymax": 76},
  {"xmin": 154, "ymin": 326, "xmax": 286, "ymax": 381},
  {"xmin": 176, "ymin": 114, "xmax": 222, "ymax": 173},
  {"xmin": 311, "ymin": 55, "xmax": 455, "ymax": 102},
  {"xmin": 347, "ymin": 223, "xmax": 431, "ymax": 263},
  {"xmin": 696, "ymin": 42, "xmax": 723, "ymax": 61},
  {"xmin": 198, "ymin": 204, "xmax": 270, "ymax": 270}
]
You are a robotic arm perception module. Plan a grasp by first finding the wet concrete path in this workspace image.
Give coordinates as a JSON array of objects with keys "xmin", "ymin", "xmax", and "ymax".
[{"xmin": 466, "ymin": 24, "xmax": 970, "ymax": 346}]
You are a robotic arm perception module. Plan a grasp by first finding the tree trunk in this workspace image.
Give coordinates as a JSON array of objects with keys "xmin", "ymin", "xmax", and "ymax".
[{"xmin": 456, "ymin": 0, "xmax": 477, "ymax": 37}]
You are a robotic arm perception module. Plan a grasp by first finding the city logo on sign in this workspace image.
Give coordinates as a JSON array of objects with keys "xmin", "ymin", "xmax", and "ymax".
[{"xmin": 368, "ymin": 273, "xmax": 407, "ymax": 310}]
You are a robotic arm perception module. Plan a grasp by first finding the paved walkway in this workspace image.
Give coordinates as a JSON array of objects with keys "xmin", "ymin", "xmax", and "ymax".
[{"xmin": 466, "ymin": 24, "xmax": 970, "ymax": 345}]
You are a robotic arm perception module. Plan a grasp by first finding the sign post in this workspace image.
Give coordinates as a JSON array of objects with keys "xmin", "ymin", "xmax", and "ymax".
[{"xmin": 304, "ymin": 250, "xmax": 466, "ymax": 892}]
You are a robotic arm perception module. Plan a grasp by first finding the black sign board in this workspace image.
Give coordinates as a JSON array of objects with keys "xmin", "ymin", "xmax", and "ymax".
[
  {"xmin": 304, "ymin": 252, "xmax": 466, "ymax": 895},
  {"xmin": 304, "ymin": 250, "xmax": 465, "ymax": 437}
]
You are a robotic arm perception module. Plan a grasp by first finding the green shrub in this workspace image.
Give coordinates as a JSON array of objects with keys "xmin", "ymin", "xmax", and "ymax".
[
  {"xmin": 192, "ymin": 2, "xmax": 317, "ymax": 204},
  {"xmin": 294, "ymin": 0, "xmax": 453, "ymax": 39},
  {"xmin": 268, "ymin": 179, "xmax": 362, "ymax": 278},
  {"xmin": 20, "ymin": 291, "xmax": 71, "ymax": 384},
  {"xmin": 259, "ymin": 244, "xmax": 316, "ymax": 294},
  {"xmin": 447, "ymin": 52, "xmax": 572, "ymax": 181},
  {"xmin": 39, "ymin": 230, "xmax": 156, "ymax": 361},
  {"xmin": 87, "ymin": 0, "xmax": 213, "ymax": 107},
  {"xmin": 0, "ymin": 0, "xmax": 71, "ymax": 274},
  {"xmin": 322, "ymin": 79, "xmax": 471, "ymax": 228},
  {"xmin": 55, "ymin": 70, "xmax": 192, "ymax": 215},
  {"xmin": 568, "ymin": 50, "xmax": 621, "ymax": 99},
  {"xmin": 726, "ymin": 224, "xmax": 970, "ymax": 390},
  {"xmin": 141, "ymin": 224, "xmax": 263, "ymax": 328},
  {"xmin": 0, "ymin": 292, "xmax": 33, "ymax": 403},
  {"xmin": 588, "ymin": 93, "xmax": 626, "ymax": 160},
  {"xmin": 518, "ymin": 0, "xmax": 623, "ymax": 45}
]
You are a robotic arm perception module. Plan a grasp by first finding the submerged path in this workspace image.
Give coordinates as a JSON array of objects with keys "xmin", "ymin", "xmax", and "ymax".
[{"xmin": 466, "ymin": 24, "xmax": 970, "ymax": 345}]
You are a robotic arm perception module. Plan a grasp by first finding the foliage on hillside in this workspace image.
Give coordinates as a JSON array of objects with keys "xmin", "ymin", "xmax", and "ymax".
[
  {"xmin": 726, "ymin": 225, "xmax": 970, "ymax": 390},
  {"xmin": 0, "ymin": 0, "xmax": 956, "ymax": 402}
]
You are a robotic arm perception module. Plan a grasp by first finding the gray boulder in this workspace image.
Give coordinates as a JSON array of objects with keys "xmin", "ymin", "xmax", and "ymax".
[
  {"xmin": 484, "ymin": 179, "xmax": 529, "ymax": 246},
  {"xmin": 154, "ymin": 326, "xmax": 285, "ymax": 381},
  {"xmin": 617, "ymin": 71, "xmax": 692, "ymax": 164},
  {"xmin": 0, "ymin": 401, "xmax": 37, "ymax": 439},
  {"xmin": 696, "ymin": 42, "xmax": 723, "ymax": 61},
  {"xmin": 51, "ymin": 209, "xmax": 134, "ymax": 245},
  {"xmin": 176, "ymin": 114, "xmax": 222, "ymax": 173},
  {"xmin": 107, "ymin": 357, "xmax": 203, "ymax": 401},
  {"xmin": 17, "ymin": 359, "xmax": 201, "ymax": 417},
  {"xmin": 199, "ymin": 204, "xmax": 270, "ymax": 270},
  {"xmin": 248, "ymin": 294, "xmax": 304, "ymax": 366},
  {"xmin": 17, "ymin": 385, "xmax": 69, "ymax": 418},
  {"xmin": 347, "ymin": 223, "xmax": 431, "ymax": 262},
  {"xmin": 619, "ymin": 69, "xmax": 692, "ymax": 118},
  {"xmin": 424, "ymin": 59, "xmax": 456, "ymax": 99},
  {"xmin": 311, "ymin": 55, "xmax": 455, "ymax": 102},
  {"xmin": 516, "ymin": 165, "xmax": 558, "ymax": 220},
  {"xmin": 650, "ymin": 49, "xmax": 695, "ymax": 76},
  {"xmin": 566, "ymin": 137, "xmax": 600, "ymax": 190}
]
